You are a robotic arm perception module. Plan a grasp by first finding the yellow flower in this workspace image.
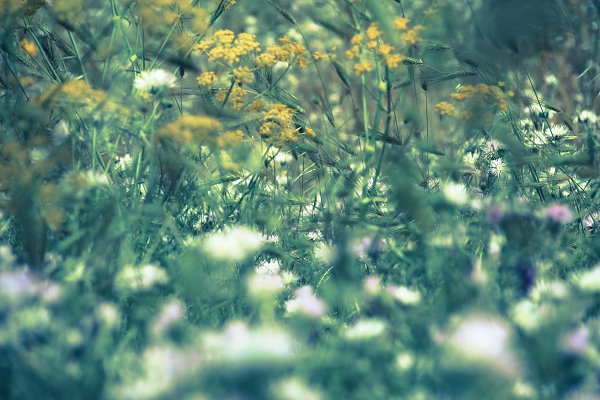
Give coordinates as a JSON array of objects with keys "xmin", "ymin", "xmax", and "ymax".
[
  {"xmin": 232, "ymin": 66, "xmax": 254, "ymax": 84},
  {"xmin": 366, "ymin": 23, "xmax": 381, "ymax": 40},
  {"xmin": 20, "ymin": 38, "xmax": 38, "ymax": 56},
  {"xmin": 394, "ymin": 17, "xmax": 410, "ymax": 31},
  {"xmin": 197, "ymin": 71, "xmax": 218, "ymax": 86},
  {"xmin": 435, "ymin": 101, "xmax": 456, "ymax": 116},
  {"xmin": 354, "ymin": 60, "xmax": 373, "ymax": 75},
  {"xmin": 155, "ymin": 115, "xmax": 223, "ymax": 144},
  {"xmin": 384, "ymin": 54, "xmax": 404, "ymax": 68},
  {"xmin": 401, "ymin": 25, "xmax": 424, "ymax": 45}
]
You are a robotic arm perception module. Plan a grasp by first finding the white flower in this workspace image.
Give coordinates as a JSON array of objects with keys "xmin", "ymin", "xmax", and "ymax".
[
  {"xmin": 272, "ymin": 378, "xmax": 322, "ymax": 400},
  {"xmin": 489, "ymin": 158, "xmax": 507, "ymax": 177},
  {"xmin": 134, "ymin": 69, "xmax": 177, "ymax": 92},
  {"xmin": 395, "ymin": 352, "xmax": 415, "ymax": 371},
  {"xmin": 577, "ymin": 110, "xmax": 598, "ymax": 124},
  {"xmin": 442, "ymin": 182, "xmax": 469, "ymax": 206},
  {"xmin": 386, "ymin": 285, "xmax": 421, "ymax": 305},
  {"xmin": 115, "ymin": 264, "xmax": 168, "ymax": 291},
  {"xmin": 510, "ymin": 300, "xmax": 548, "ymax": 332},
  {"xmin": 573, "ymin": 264, "xmax": 600, "ymax": 292},
  {"xmin": 151, "ymin": 300, "xmax": 185, "ymax": 336},
  {"xmin": 344, "ymin": 318, "xmax": 387, "ymax": 341},
  {"xmin": 462, "ymin": 152, "xmax": 479, "ymax": 168},
  {"xmin": 314, "ymin": 241, "xmax": 334, "ymax": 264},
  {"xmin": 256, "ymin": 259, "xmax": 281, "ymax": 275},
  {"xmin": 446, "ymin": 315, "xmax": 520, "ymax": 375},
  {"xmin": 247, "ymin": 272, "xmax": 284, "ymax": 298},
  {"xmin": 204, "ymin": 322, "xmax": 295, "ymax": 366},
  {"xmin": 285, "ymin": 286, "xmax": 326, "ymax": 318},
  {"xmin": 203, "ymin": 226, "xmax": 264, "ymax": 262}
]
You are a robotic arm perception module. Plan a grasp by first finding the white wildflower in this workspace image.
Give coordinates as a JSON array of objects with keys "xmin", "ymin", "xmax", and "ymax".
[
  {"xmin": 272, "ymin": 378, "xmax": 322, "ymax": 400},
  {"xmin": 489, "ymin": 158, "xmax": 507, "ymax": 177},
  {"xmin": 573, "ymin": 264, "xmax": 600, "ymax": 292},
  {"xmin": 285, "ymin": 286, "xmax": 326, "ymax": 318},
  {"xmin": 344, "ymin": 318, "xmax": 387, "ymax": 341},
  {"xmin": 203, "ymin": 226, "xmax": 264, "ymax": 262},
  {"xmin": 446, "ymin": 315, "xmax": 520, "ymax": 375},
  {"xmin": 115, "ymin": 264, "xmax": 168, "ymax": 291},
  {"xmin": 386, "ymin": 285, "xmax": 421, "ymax": 305},
  {"xmin": 134, "ymin": 69, "xmax": 177, "ymax": 93},
  {"xmin": 256, "ymin": 259, "xmax": 281, "ymax": 275},
  {"xmin": 577, "ymin": 110, "xmax": 598, "ymax": 124},
  {"xmin": 442, "ymin": 182, "xmax": 469, "ymax": 206},
  {"xmin": 247, "ymin": 272, "xmax": 284, "ymax": 298},
  {"xmin": 395, "ymin": 352, "xmax": 415, "ymax": 371}
]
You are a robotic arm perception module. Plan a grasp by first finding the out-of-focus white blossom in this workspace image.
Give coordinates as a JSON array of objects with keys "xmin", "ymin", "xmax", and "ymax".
[
  {"xmin": 442, "ymin": 182, "xmax": 469, "ymax": 206},
  {"xmin": 115, "ymin": 264, "xmax": 168, "ymax": 291},
  {"xmin": 573, "ymin": 265, "xmax": 600, "ymax": 292},
  {"xmin": 386, "ymin": 285, "xmax": 421, "ymax": 305},
  {"xmin": 247, "ymin": 272, "xmax": 284, "ymax": 298},
  {"xmin": 446, "ymin": 315, "xmax": 520, "ymax": 375},
  {"xmin": 285, "ymin": 286, "xmax": 326, "ymax": 318},
  {"xmin": 134, "ymin": 69, "xmax": 177, "ymax": 92},
  {"xmin": 272, "ymin": 378, "xmax": 322, "ymax": 400},
  {"xmin": 151, "ymin": 300, "xmax": 185, "ymax": 336},
  {"xmin": 203, "ymin": 226, "xmax": 264, "ymax": 262},
  {"xmin": 203, "ymin": 322, "xmax": 295, "ymax": 366},
  {"xmin": 344, "ymin": 318, "xmax": 386, "ymax": 341}
]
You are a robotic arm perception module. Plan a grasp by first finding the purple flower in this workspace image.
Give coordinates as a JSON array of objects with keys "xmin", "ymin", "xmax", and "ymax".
[{"xmin": 545, "ymin": 204, "xmax": 573, "ymax": 224}]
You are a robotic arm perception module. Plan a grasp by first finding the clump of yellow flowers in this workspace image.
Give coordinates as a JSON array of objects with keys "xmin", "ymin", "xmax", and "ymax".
[
  {"xmin": 346, "ymin": 17, "xmax": 424, "ymax": 75},
  {"xmin": 435, "ymin": 83, "xmax": 515, "ymax": 119},
  {"xmin": 259, "ymin": 104, "xmax": 300, "ymax": 146}
]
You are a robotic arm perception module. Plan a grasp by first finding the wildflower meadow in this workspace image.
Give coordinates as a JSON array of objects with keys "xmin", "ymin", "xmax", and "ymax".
[{"xmin": 2, "ymin": 0, "xmax": 600, "ymax": 398}]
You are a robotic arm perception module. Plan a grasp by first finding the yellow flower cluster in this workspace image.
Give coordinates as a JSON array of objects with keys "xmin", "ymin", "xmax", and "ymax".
[
  {"xmin": 255, "ymin": 36, "xmax": 308, "ymax": 69},
  {"xmin": 395, "ymin": 17, "xmax": 424, "ymax": 45},
  {"xmin": 435, "ymin": 101, "xmax": 456, "ymax": 116},
  {"xmin": 37, "ymin": 79, "xmax": 107, "ymax": 108},
  {"xmin": 259, "ymin": 104, "xmax": 298, "ymax": 145},
  {"xmin": 195, "ymin": 30, "xmax": 261, "ymax": 65},
  {"xmin": 197, "ymin": 71, "xmax": 218, "ymax": 86},
  {"xmin": 155, "ymin": 115, "xmax": 223, "ymax": 145},
  {"xmin": 450, "ymin": 84, "xmax": 514, "ymax": 111},
  {"xmin": 215, "ymin": 86, "xmax": 246, "ymax": 110},
  {"xmin": 232, "ymin": 66, "xmax": 254, "ymax": 84},
  {"xmin": 345, "ymin": 18, "xmax": 425, "ymax": 75},
  {"xmin": 19, "ymin": 38, "xmax": 38, "ymax": 56}
]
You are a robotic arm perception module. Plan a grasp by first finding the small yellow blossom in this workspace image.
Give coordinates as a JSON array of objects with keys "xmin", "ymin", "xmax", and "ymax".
[
  {"xmin": 197, "ymin": 71, "xmax": 218, "ymax": 86},
  {"xmin": 401, "ymin": 25, "xmax": 424, "ymax": 45},
  {"xmin": 232, "ymin": 66, "xmax": 254, "ymax": 84},
  {"xmin": 155, "ymin": 114, "xmax": 223, "ymax": 144},
  {"xmin": 384, "ymin": 54, "xmax": 404, "ymax": 68},
  {"xmin": 366, "ymin": 23, "xmax": 381, "ymax": 40},
  {"xmin": 20, "ymin": 38, "xmax": 38, "ymax": 56},
  {"xmin": 435, "ymin": 101, "xmax": 456, "ymax": 116},
  {"xmin": 354, "ymin": 60, "xmax": 373, "ymax": 75},
  {"xmin": 394, "ymin": 17, "xmax": 410, "ymax": 31}
]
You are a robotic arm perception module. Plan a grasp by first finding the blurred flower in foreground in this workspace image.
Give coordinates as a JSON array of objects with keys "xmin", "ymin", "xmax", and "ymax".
[
  {"xmin": 134, "ymin": 69, "xmax": 177, "ymax": 93},
  {"xmin": 442, "ymin": 182, "xmax": 469, "ymax": 206},
  {"xmin": 545, "ymin": 204, "xmax": 574, "ymax": 224},
  {"xmin": 572, "ymin": 264, "xmax": 600, "ymax": 292},
  {"xmin": 0, "ymin": 270, "xmax": 61, "ymax": 303},
  {"xmin": 344, "ymin": 318, "xmax": 387, "ymax": 341},
  {"xmin": 115, "ymin": 264, "xmax": 168, "ymax": 291},
  {"xmin": 272, "ymin": 377, "xmax": 322, "ymax": 400},
  {"xmin": 445, "ymin": 315, "xmax": 520, "ymax": 375},
  {"xmin": 285, "ymin": 286, "xmax": 326, "ymax": 318},
  {"xmin": 151, "ymin": 299, "xmax": 185, "ymax": 337},
  {"xmin": 202, "ymin": 226, "xmax": 264, "ymax": 262},
  {"xmin": 247, "ymin": 271, "xmax": 284, "ymax": 298},
  {"xmin": 203, "ymin": 321, "xmax": 295, "ymax": 366},
  {"xmin": 386, "ymin": 285, "xmax": 421, "ymax": 305}
]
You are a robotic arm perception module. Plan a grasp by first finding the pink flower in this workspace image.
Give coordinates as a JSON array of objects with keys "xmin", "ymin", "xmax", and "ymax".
[
  {"xmin": 545, "ymin": 204, "xmax": 573, "ymax": 224},
  {"xmin": 285, "ymin": 286, "xmax": 326, "ymax": 318}
]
